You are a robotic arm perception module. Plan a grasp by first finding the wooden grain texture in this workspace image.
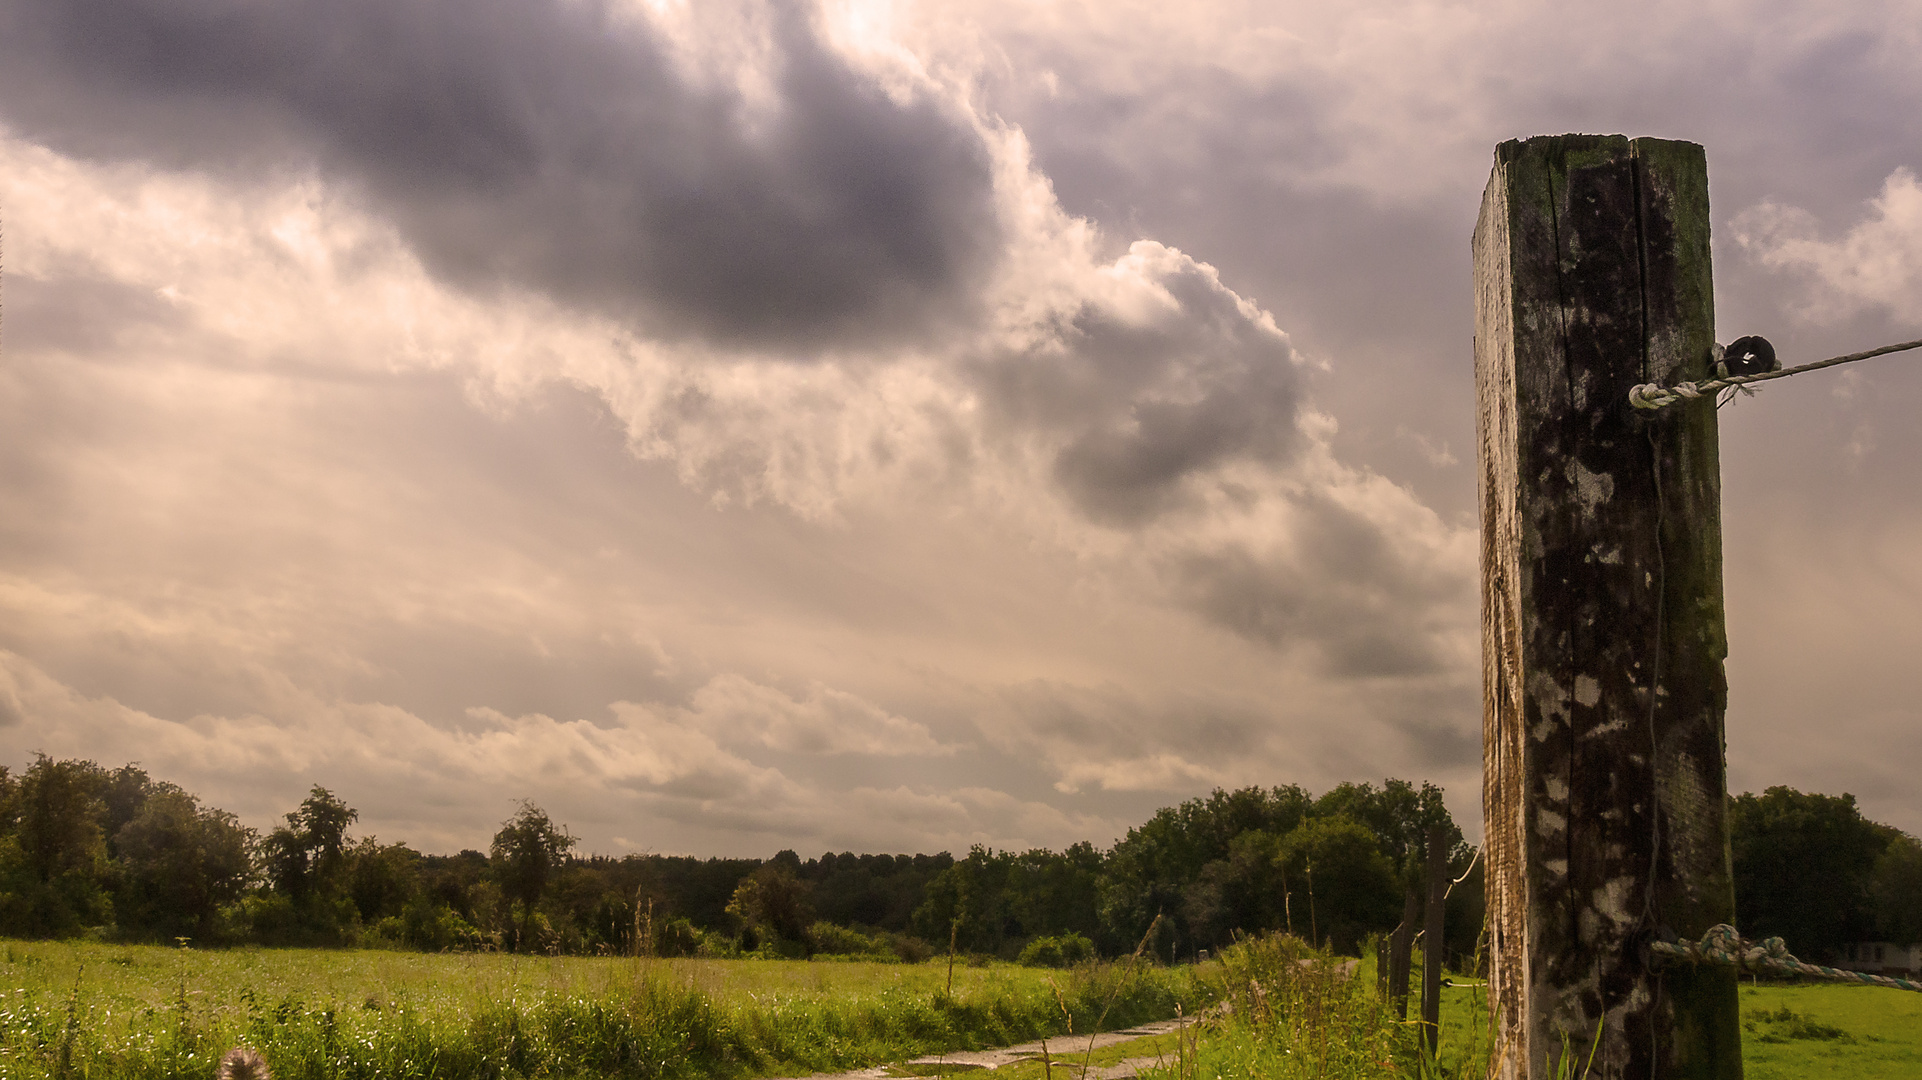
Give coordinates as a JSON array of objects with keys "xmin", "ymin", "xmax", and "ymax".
[{"xmin": 1474, "ymin": 135, "xmax": 1741, "ymax": 1080}]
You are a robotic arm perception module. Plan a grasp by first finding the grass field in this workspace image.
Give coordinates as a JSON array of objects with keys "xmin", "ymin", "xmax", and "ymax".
[
  {"xmin": 1128, "ymin": 945, "xmax": 1922, "ymax": 1080},
  {"xmin": 0, "ymin": 940, "xmax": 1201, "ymax": 1080},
  {"xmin": 1422, "ymin": 972, "xmax": 1922, "ymax": 1079},
  {"xmin": 1736, "ymin": 980, "xmax": 1922, "ymax": 1079},
  {"xmin": 9, "ymin": 939, "xmax": 1917, "ymax": 1080}
]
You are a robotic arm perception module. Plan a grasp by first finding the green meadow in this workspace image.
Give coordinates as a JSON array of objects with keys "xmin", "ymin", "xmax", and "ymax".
[
  {"xmin": 1421, "ymin": 970, "xmax": 1922, "ymax": 1080},
  {"xmin": 7, "ymin": 937, "xmax": 1919, "ymax": 1080},
  {"xmin": 1736, "ymin": 981, "xmax": 1922, "ymax": 1080},
  {"xmin": 0, "ymin": 940, "xmax": 1200, "ymax": 1080},
  {"xmin": 1122, "ymin": 943, "xmax": 1922, "ymax": 1080}
]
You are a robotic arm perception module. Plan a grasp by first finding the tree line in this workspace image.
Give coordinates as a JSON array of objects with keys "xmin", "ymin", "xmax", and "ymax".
[{"xmin": 1, "ymin": 754, "xmax": 1916, "ymax": 964}]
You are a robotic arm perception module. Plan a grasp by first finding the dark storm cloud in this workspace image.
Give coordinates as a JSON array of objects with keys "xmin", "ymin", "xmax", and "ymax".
[
  {"xmin": 1177, "ymin": 492, "xmax": 1465, "ymax": 676},
  {"xmin": 977, "ymin": 259, "xmax": 1304, "ymax": 524},
  {"xmin": 0, "ymin": 0, "xmax": 999, "ymax": 348}
]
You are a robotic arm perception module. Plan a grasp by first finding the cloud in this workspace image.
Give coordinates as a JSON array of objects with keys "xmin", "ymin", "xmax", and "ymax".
[
  {"xmin": 1733, "ymin": 168, "xmax": 1922, "ymax": 328},
  {"xmin": 0, "ymin": 0, "xmax": 999, "ymax": 349},
  {"xmin": 976, "ymin": 244, "xmax": 1306, "ymax": 525},
  {"xmin": 0, "ymin": 0, "xmax": 1542, "ymax": 852},
  {"xmin": 0, "ymin": 646, "xmax": 1111, "ymax": 853},
  {"xmin": 0, "ymin": 675, "xmax": 23, "ymax": 729},
  {"xmin": 1170, "ymin": 485, "xmax": 1471, "ymax": 677},
  {"xmin": 677, "ymin": 674, "xmax": 950, "ymax": 756}
]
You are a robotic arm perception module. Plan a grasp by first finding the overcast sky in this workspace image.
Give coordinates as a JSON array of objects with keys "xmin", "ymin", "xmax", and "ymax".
[{"xmin": 1, "ymin": 0, "xmax": 1918, "ymax": 856}]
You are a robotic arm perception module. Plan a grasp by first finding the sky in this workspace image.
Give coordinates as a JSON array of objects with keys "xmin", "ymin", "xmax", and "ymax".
[{"xmin": 0, "ymin": 0, "xmax": 1918, "ymax": 857}]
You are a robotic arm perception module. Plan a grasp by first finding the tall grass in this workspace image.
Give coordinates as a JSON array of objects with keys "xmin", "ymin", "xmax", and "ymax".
[
  {"xmin": 1138, "ymin": 934, "xmax": 1491, "ymax": 1080},
  {"xmin": 0, "ymin": 940, "xmax": 1198, "ymax": 1080}
]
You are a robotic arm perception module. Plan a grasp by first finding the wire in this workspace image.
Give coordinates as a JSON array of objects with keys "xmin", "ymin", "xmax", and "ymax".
[{"xmin": 1628, "ymin": 338, "xmax": 1922, "ymax": 410}]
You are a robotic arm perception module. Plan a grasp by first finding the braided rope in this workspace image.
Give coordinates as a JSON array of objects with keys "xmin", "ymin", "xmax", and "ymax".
[
  {"xmin": 1628, "ymin": 339, "xmax": 1922, "ymax": 410},
  {"xmin": 1650, "ymin": 924, "xmax": 1922, "ymax": 992}
]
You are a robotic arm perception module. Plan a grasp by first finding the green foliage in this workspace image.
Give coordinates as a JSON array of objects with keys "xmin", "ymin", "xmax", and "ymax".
[
  {"xmin": 906, "ymin": 844, "xmax": 1100, "ymax": 957},
  {"xmin": 0, "ymin": 939, "xmax": 1205, "ymax": 1080},
  {"xmin": 111, "ymin": 784, "xmax": 253, "ymax": 942},
  {"xmin": 1143, "ymin": 932, "xmax": 1447, "ymax": 1080},
  {"xmin": 0, "ymin": 755, "xmax": 115, "ymax": 938},
  {"xmin": 726, "ymin": 859, "xmax": 813, "ymax": 948},
  {"xmin": 1730, "ymin": 787, "xmax": 1895, "ymax": 960},
  {"xmin": 653, "ymin": 916, "xmax": 704, "ymax": 957},
  {"xmin": 1100, "ymin": 786, "xmax": 1313, "ymax": 955},
  {"xmin": 489, "ymin": 800, "xmax": 576, "ymax": 951},
  {"xmin": 0, "ymin": 765, "xmax": 1489, "ymax": 963},
  {"xmin": 1179, "ymin": 829, "xmax": 1287, "ymax": 948},
  {"xmin": 807, "ymin": 920, "xmax": 897, "ymax": 959},
  {"xmin": 1869, "ymin": 833, "xmax": 1922, "ymax": 944},
  {"xmin": 803, "ymin": 851, "xmax": 955, "ymax": 932},
  {"xmin": 1016, "ymin": 932, "xmax": 1094, "ymax": 968},
  {"xmin": 1277, "ymin": 814, "xmax": 1400, "ymax": 956}
]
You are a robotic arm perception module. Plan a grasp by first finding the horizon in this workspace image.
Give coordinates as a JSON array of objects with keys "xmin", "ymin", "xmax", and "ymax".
[{"xmin": 1, "ymin": 0, "xmax": 1918, "ymax": 857}]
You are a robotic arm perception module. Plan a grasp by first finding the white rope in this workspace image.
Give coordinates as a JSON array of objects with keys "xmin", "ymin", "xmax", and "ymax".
[{"xmin": 1628, "ymin": 338, "xmax": 1922, "ymax": 410}]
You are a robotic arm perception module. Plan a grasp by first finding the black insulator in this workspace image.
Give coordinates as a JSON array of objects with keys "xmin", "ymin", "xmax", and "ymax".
[{"xmin": 1721, "ymin": 335, "xmax": 1777, "ymax": 376}]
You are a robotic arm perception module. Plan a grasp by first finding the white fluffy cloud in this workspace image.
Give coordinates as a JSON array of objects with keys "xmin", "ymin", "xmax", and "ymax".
[{"xmin": 1734, "ymin": 169, "xmax": 1922, "ymax": 328}]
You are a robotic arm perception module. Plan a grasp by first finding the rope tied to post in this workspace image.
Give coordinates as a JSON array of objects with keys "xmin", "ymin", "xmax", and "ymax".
[
  {"xmin": 1628, "ymin": 338, "xmax": 1922, "ymax": 410},
  {"xmin": 1650, "ymin": 924, "xmax": 1922, "ymax": 992}
]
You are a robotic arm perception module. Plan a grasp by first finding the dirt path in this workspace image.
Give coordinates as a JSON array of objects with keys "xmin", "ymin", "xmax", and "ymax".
[{"xmin": 765, "ymin": 1018, "xmax": 1188, "ymax": 1079}]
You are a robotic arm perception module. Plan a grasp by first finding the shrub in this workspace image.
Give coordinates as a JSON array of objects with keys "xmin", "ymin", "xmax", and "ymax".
[
  {"xmin": 696, "ymin": 928, "xmax": 740, "ymax": 958},
  {"xmin": 400, "ymin": 898, "xmax": 478, "ymax": 952},
  {"xmin": 654, "ymin": 916, "xmax": 703, "ymax": 957},
  {"xmin": 887, "ymin": 932, "xmax": 935, "ymax": 963},
  {"xmin": 1018, "ymin": 932, "xmax": 1095, "ymax": 968},
  {"xmin": 806, "ymin": 921, "xmax": 894, "ymax": 959}
]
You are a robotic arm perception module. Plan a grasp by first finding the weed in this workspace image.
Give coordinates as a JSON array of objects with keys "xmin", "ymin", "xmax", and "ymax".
[{"xmin": 1744, "ymin": 1004, "xmax": 1853, "ymax": 1044}]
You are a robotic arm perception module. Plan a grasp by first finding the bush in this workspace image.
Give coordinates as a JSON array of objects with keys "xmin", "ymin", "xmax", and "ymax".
[
  {"xmin": 806, "ymin": 921, "xmax": 895, "ymax": 959},
  {"xmin": 401, "ymin": 898, "xmax": 479, "ymax": 951},
  {"xmin": 697, "ymin": 928, "xmax": 740, "ymax": 958},
  {"xmin": 887, "ymin": 931, "xmax": 935, "ymax": 963},
  {"xmin": 1019, "ymin": 932, "xmax": 1096, "ymax": 968},
  {"xmin": 654, "ymin": 916, "xmax": 704, "ymax": 957}
]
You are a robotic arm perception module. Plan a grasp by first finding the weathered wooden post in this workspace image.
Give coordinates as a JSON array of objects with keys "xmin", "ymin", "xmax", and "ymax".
[{"xmin": 1475, "ymin": 135, "xmax": 1742, "ymax": 1079}]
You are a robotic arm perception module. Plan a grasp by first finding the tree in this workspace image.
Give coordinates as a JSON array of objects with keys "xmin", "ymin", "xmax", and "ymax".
[
  {"xmin": 100, "ymin": 764, "xmax": 156, "ymax": 855},
  {"xmin": 490, "ymin": 800, "xmax": 575, "ymax": 950},
  {"xmin": 254, "ymin": 785, "xmax": 361, "ymax": 944},
  {"xmin": 346, "ymin": 837, "xmax": 420, "ymax": 926},
  {"xmin": 1314, "ymin": 780, "xmax": 1463, "ymax": 1007},
  {"xmin": 263, "ymin": 786, "xmax": 359, "ymax": 906},
  {"xmin": 113, "ymin": 785, "xmax": 254, "ymax": 940},
  {"xmin": 1181, "ymin": 829, "xmax": 1287, "ymax": 948},
  {"xmin": 727, "ymin": 860, "xmax": 814, "ymax": 949},
  {"xmin": 0, "ymin": 755, "xmax": 113, "ymax": 937},
  {"xmin": 1006, "ymin": 843, "xmax": 1104, "ymax": 942},
  {"xmin": 1730, "ymin": 787, "xmax": 1892, "ymax": 960},
  {"xmin": 1869, "ymin": 833, "xmax": 1922, "ymax": 945},
  {"xmin": 1277, "ymin": 814, "xmax": 1400, "ymax": 956},
  {"xmin": 11, "ymin": 755, "xmax": 109, "ymax": 884},
  {"xmin": 1097, "ymin": 785, "xmax": 1312, "ymax": 953}
]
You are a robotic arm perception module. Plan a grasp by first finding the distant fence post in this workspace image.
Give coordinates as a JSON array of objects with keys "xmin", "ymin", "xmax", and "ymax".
[
  {"xmin": 1474, "ymin": 135, "xmax": 1742, "ymax": 1079},
  {"xmin": 1421, "ymin": 823, "xmax": 1447, "ymax": 1058}
]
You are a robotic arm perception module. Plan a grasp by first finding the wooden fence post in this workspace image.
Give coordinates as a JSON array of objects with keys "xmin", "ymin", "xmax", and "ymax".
[
  {"xmin": 1422, "ymin": 823, "xmax": 1447, "ymax": 1058},
  {"xmin": 1474, "ymin": 135, "xmax": 1743, "ymax": 1079}
]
